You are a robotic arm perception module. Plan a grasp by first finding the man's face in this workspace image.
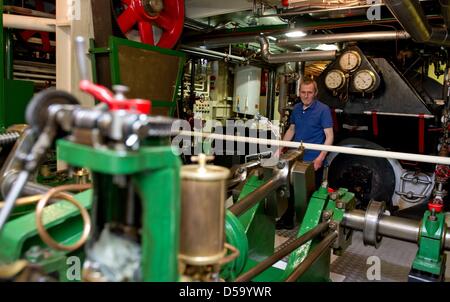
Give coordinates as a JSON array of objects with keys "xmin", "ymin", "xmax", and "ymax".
[{"xmin": 299, "ymin": 83, "xmax": 317, "ymax": 106}]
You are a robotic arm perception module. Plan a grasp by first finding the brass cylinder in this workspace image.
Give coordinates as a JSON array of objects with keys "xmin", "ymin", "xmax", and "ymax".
[{"xmin": 180, "ymin": 155, "xmax": 230, "ymax": 266}]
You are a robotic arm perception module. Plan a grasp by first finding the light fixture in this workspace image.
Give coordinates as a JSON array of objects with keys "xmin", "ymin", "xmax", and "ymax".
[
  {"xmin": 268, "ymin": 36, "xmax": 277, "ymax": 41},
  {"xmin": 316, "ymin": 44, "xmax": 339, "ymax": 51},
  {"xmin": 285, "ymin": 30, "xmax": 307, "ymax": 38}
]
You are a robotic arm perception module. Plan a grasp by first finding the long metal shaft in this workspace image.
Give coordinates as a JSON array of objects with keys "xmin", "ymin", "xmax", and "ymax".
[
  {"xmin": 285, "ymin": 231, "xmax": 338, "ymax": 282},
  {"xmin": 179, "ymin": 131, "xmax": 450, "ymax": 165},
  {"xmin": 235, "ymin": 222, "xmax": 329, "ymax": 282},
  {"xmin": 277, "ymin": 31, "xmax": 410, "ymax": 47},
  {"xmin": 229, "ymin": 173, "xmax": 284, "ymax": 217},
  {"xmin": 342, "ymin": 210, "xmax": 450, "ymax": 251},
  {"xmin": 0, "ymin": 171, "xmax": 30, "ymax": 232}
]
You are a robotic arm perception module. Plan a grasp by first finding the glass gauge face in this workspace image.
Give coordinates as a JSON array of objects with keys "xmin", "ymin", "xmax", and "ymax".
[
  {"xmin": 353, "ymin": 70, "xmax": 376, "ymax": 91},
  {"xmin": 325, "ymin": 70, "xmax": 345, "ymax": 90},
  {"xmin": 339, "ymin": 51, "xmax": 361, "ymax": 71}
]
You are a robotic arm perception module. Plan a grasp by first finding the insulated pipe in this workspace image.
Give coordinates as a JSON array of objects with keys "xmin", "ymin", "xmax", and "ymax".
[
  {"xmin": 257, "ymin": 35, "xmax": 337, "ymax": 64},
  {"xmin": 343, "ymin": 210, "xmax": 450, "ymax": 251},
  {"xmin": 179, "ymin": 131, "xmax": 450, "ymax": 165},
  {"xmin": 363, "ymin": 111, "xmax": 434, "ymax": 118},
  {"xmin": 180, "ymin": 45, "xmax": 247, "ymax": 62},
  {"xmin": 3, "ymin": 14, "xmax": 55, "ymax": 32},
  {"xmin": 285, "ymin": 231, "xmax": 338, "ymax": 282},
  {"xmin": 277, "ymin": 31, "xmax": 411, "ymax": 47},
  {"xmin": 235, "ymin": 221, "xmax": 329, "ymax": 282},
  {"xmin": 384, "ymin": 0, "xmax": 450, "ymax": 47},
  {"xmin": 228, "ymin": 172, "xmax": 285, "ymax": 217}
]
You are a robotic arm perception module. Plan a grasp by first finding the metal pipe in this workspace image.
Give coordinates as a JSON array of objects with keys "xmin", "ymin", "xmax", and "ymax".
[
  {"xmin": 188, "ymin": 35, "xmax": 260, "ymax": 48},
  {"xmin": 267, "ymin": 69, "xmax": 276, "ymax": 120},
  {"xmin": 278, "ymin": 72, "xmax": 287, "ymax": 115},
  {"xmin": 180, "ymin": 131, "xmax": 450, "ymax": 165},
  {"xmin": 180, "ymin": 45, "xmax": 247, "ymax": 62},
  {"xmin": 285, "ymin": 231, "xmax": 338, "ymax": 282},
  {"xmin": 344, "ymin": 210, "xmax": 450, "ymax": 251},
  {"xmin": 259, "ymin": 3, "xmax": 381, "ymax": 18},
  {"xmin": 0, "ymin": 171, "xmax": 30, "ymax": 232},
  {"xmin": 446, "ymin": 231, "xmax": 450, "ymax": 250},
  {"xmin": 235, "ymin": 221, "xmax": 329, "ymax": 282},
  {"xmin": 3, "ymin": 14, "xmax": 55, "ymax": 32},
  {"xmin": 277, "ymin": 31, "xmax": 410, "ymax": 47},
  {"xmin": 229, "ymin": 172, "xmax": 285, "ymax": 217},
  {"xmin": 441, "ymin": 0, "xmax": 450, "ymax": 27},
  {"xmin": 384, "ymin": 0, "xmax": 450, "ymax": 47},
  {"xmin": 257, "ymin": 35, "xmax": 336, "ymax": 64},
  {"xmin": 363, "ymin": 111, "xmax": 434, "ymax": 119}
]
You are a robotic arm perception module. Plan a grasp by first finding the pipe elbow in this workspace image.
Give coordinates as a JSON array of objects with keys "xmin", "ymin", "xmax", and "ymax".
[{"xmin": 256, "ymin": 34, "xmax": 271, "ymax": 62}]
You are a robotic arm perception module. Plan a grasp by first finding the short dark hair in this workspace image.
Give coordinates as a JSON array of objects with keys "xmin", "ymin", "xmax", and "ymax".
[{"xmin": 300, "ymin": 78, "xmax": 318, "ymax": 93}]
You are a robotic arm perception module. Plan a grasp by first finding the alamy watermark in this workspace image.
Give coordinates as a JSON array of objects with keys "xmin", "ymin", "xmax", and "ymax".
[
  {"xmin": 366, "ymin": 0, "xmax": 382, "ymax": 21},
  {"xmin": 67, "ymin": 0, "xmax": 81, "ymax": 21},
  {"xmin": 171, "ymin": 118, "xmax": 282, "ymax": 165},
  {"xmin": 66, "ymin": 256, "xmax": 81, "ymax": 281},
  {"xmin": 366, "ymin": 256, "xmax": 381, "ymax": 281}
]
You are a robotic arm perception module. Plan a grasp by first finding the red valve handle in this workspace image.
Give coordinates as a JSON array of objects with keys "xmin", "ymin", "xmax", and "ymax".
[
  {"xmin": 428, "ymin": 201, "xmax": 444, "ymax": 213},
  {"xmin": 79, "ymin": 80, "xmax": 151, "ymax": 114}
]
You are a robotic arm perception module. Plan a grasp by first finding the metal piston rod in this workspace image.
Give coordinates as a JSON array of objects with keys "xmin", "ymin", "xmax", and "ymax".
[
  {"xmin": 285, "ymin": 231, "xmax": 338, "ymax": 282},
  {"xmin": 228, "ymin": 171, "xmax": 285, "ymax": 217},
  {"xmin": 235, "ymin": 221, "xmax": 330, "ymax": 282},
  {"xmin": 342, "ymin": 210, "xmax": 450, "ymax": 251}
]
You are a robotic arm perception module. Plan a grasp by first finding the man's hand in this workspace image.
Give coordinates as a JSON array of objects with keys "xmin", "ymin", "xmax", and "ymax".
[
  {"xmin": 313, "ymin": 157, "xmax": 324, "ymax": 171},
  {"xmin": 273, "ymin": 147, "xmax": 287, "ymax": 159}
]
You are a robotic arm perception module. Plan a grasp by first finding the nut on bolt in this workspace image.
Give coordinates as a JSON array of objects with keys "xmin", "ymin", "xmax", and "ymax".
[
  {"xmin": 329, "ymin": 192, "xmax": 339, "ymax": 200},
  {"xmin": 329, "ymin": 222, "xmax": 338, "ymax": 230},
  {"xmin": 322, "ymin": 210, "xmax": 332, "ymax": 220},
  {"xmin": 336, "ymin": 200, "xmax": 345, "ymax": 209}
]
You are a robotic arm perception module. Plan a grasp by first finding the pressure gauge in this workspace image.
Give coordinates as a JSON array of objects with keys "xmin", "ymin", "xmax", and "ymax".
[
  {"xmin": 325, "ymin": 69, "xmax": 346, "ymax": 90},
  {"xmin": 339, "ymin": 50, "xmax": 361, "ymax": 72},
  {"xmin": 353, "ymin": 69, "xmax": 376, "ymax": 92}
]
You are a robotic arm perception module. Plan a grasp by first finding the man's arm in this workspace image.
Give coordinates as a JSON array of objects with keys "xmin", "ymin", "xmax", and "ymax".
[
  {"xmin": 283, "ymin": 124, "xmax": 295, "ymax": 141},
  {"xmin": 313, "ymin": 127, "xmax": 334, "ymax": 170},
  {"xmin": 274, "ymin": 124, "xmax": 295, "ymax": 157}
]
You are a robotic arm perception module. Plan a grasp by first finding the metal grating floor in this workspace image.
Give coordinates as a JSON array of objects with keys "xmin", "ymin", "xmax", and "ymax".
[{"xmin": 274, "ymin": 229, "xmax": 450, "ymax": 282}]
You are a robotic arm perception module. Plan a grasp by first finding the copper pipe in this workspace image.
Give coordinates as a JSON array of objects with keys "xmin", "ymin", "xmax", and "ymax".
[
  {"xmin": 35, "ymin": 184, "xmax": 92, "ymax": 252},
  {"xmin": 235, "ymin": 221, "xmax": 329, "ymax": 282},
  {"xmin": 218, "ymin": 243, "xmax": 240, "ymax": 265},
  {"xmin": 285, "ymin": 231, "xmax": 337, "ymax": 282},
  {"xmin": 0, "ymin": 194, "xmax": 43, "ymax": 208}
]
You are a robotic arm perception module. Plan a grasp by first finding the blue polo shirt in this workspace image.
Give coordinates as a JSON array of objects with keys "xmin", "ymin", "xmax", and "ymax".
[{"xmin": 290, "ymin": 100, "xmax": 333, "ymax": 162}]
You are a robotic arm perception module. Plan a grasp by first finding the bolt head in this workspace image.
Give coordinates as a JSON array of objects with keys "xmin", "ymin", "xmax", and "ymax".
[{"xmin": 329, "ymin": 222, "xmax": 337, "ymax": 230}]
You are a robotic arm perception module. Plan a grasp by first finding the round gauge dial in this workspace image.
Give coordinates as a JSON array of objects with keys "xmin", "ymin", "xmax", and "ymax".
[
  {"xmin": 325, "ymin": 70, "xmax": 346, "ymax": 90},
  {"xmin": 339, "ymin": 50, "xmax": 361, "ymax": 71},
  {"xmin": 353, "ymin": 69, "xmax": 376, "ymax": 91}
]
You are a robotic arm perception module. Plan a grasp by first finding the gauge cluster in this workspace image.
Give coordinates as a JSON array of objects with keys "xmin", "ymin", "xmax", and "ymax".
[{"xmin": 322, "ymin": 46, "xmax": 381, "ymax": 95}]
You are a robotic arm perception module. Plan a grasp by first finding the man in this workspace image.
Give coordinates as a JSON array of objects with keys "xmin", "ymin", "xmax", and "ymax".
[{"xmin": 276, "ymin": 79, "xmax": 334, "ymax": 229}]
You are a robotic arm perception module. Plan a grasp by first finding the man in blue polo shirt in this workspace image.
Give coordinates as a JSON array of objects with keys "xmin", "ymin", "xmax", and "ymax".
[{"xmin": 276, "ymin": 79, "xmax": 334, "ymax": 229}]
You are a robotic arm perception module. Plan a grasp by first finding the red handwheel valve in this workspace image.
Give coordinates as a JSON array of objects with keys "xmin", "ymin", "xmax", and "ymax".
[{"xmin": 116, "ymin": 0, "xmax": 184, "ymax": 48}]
